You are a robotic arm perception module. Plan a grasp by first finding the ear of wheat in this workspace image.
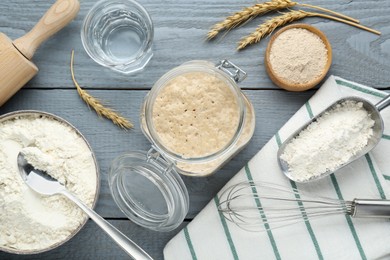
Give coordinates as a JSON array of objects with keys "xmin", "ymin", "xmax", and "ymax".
[
  {"xmin": 237, "ymin": 10, "xmax": 307, "ymax": 50},
  {"xmin": 207, "ymin": 0, "xmax": 359, "ymax": 40},
  {"xmin": 237, "ymin": 10, "xmax": 380, "ymax": 50},
  {"xmin": 207, "ymin": 0, "xmax": 296, "ymax": 40},
  {"xmin": 70, "ymin": 50, "xmax": 133, "ymax": 129}
]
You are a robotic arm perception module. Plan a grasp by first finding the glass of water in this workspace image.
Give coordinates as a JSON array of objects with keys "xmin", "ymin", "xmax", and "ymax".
[{"xmin": 81, "ymin": 0, "xmax": 154, "ymax": 74}]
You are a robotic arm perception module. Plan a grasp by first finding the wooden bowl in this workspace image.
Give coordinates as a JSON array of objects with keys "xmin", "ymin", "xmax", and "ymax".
[{"xmin": 265, "ymin": 23, "xmax": 332, "ymax": 91}]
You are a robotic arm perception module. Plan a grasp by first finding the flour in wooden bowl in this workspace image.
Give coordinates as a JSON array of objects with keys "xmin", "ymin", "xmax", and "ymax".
[
  {"xmin": 270, "ymin": 28, "xmax": 327, "ymax": 84},
  {"xmin": 267, "ymin": 26, "xmax": 330, "ymax": 91},
  {"xmin": 0, "ymin": 112, "xmax": 98, "ymax": 254}
]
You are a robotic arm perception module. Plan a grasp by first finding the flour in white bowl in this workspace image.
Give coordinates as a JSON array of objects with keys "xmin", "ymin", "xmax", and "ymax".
[
  {"xmin": 280, "ymin": 100, "xmax": 375, "ymax": 182},
  {"xmin": 0, "ymin": 114, "xmax": 98, "ymax": 252}
]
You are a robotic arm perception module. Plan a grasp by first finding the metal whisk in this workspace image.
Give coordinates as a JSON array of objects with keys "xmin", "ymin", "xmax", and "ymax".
[{"xmin": 217, "ymin": 181, "xmax": 390, "ymax": 232}]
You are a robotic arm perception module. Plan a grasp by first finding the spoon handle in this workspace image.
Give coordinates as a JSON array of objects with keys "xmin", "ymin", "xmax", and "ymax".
[{"xmin": 60, "ymin": 189, "xmax": 153, "ymax": 260}]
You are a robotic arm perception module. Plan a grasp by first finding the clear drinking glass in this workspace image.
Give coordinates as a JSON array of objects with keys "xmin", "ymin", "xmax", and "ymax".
[{"xmin": 81, "ymin": 0, "xmax": 154, "ymax": 74}]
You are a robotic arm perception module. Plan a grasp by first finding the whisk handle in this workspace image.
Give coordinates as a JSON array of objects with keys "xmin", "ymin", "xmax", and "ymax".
[{"xmin": 352, "ymin": 199, "xmax": 390, "ymax": 218}]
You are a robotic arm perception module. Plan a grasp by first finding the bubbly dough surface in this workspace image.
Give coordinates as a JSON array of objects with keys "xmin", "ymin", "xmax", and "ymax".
[{"xmin": 152, "ymin": 72, "xmax": 240, "ymax": 158}]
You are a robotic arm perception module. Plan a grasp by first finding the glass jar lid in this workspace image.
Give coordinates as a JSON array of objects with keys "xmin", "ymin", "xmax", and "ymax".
[{"xmin": 108, "ymin": 149, "xmax": 189, "ymax": 231}]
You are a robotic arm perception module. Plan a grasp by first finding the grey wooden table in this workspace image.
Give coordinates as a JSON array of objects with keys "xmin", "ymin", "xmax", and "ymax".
[{"xmin": 0, "ymin": 0, "xmax": 389, "ymax": 259}]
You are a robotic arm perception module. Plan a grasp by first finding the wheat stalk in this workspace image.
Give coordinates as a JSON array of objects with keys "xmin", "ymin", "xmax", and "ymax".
[
  {"xmin": 207, "ymin": 0, "xmax": 296, "ymax": 40},
  {"xmin": 70, "ymin": 50, "xmax": 133, "ymax": 129},
  {"xmin": 207, "ymin": 0, "xmax": 359, "ymax": 40},
  {"xmin": 297, "ymin": 3, "xmax": 359, "ymax": 23},
  {"xmin": 237, "ymin": 10, "xmax": 380, "ymax": 50},
  {"xmin": 237, "ymin": 10, "xmax": 308, "ymax": 50}
]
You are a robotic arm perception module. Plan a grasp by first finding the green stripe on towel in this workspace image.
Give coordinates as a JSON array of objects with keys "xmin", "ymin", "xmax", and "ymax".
[
  {"xmin": 184, "ymin": 227, "xmax": 198, "ymax": 260},
  {"xmin": 305, "ymin": 101, "xmax": 314, "ymax": 118},
  {"xmin": 300, "ymin": 104, "xmax": 323, "ymax": 259},
  {"xmin": 335, "ymin": 80, "xmax": 390, "ymax": 182},
  {"xmin": 275, "ymin": 132, "xmax": 282, "ymax": 147},
  {"xmin": 336, "ymin": 79, "xmax": 386, "ymax": 98},
  {"xmin": 336, "ymin": 78, "xmax": 390, "ymax": 146},
  {"xmin": 382, "ymin": 134, "xmax": 390, "ymax": 140},
  {"xmin": 305, "ymin": 101, "xmax": 367, "ymax": 259},
  {"xmin": 365, "ymin": 154, "xmax": 387, "ymax": 199},
  {"xmin": 330, "ymin": 175, "xmax": 367, "ymax": 260},
  {"xmin": 245, "ymin": 164, "xmax": 281, "ymax": 260},
  {"xmin": 289, "ymin": 180, "xmax": 324, "ymax": 260},
  {"xmin": 276, "ymin": 131, "xmax": 323, "ymax": 260},
  {"xmin": 214, "ymin": 196, "xmax": 239, "ymax": 260}
]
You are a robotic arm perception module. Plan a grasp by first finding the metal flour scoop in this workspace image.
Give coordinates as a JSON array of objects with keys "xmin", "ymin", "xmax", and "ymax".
[
  {"xmin": 278, "ymin": 94, "xmax": 390, "ymax": 183},
  {"xmin": 0, "ymin": 0, "xmax": 79, "ymax": 106}
]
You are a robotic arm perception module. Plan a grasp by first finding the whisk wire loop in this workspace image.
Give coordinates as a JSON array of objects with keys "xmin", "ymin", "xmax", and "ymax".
[{"xmin": 217, "ymin": 180, "xmax": 353, "ymax": 232}]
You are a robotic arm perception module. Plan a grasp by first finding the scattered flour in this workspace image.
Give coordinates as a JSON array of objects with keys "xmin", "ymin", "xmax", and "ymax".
[
  {"xmin": 280, "ymin": 100, "xmax": 375, "ymax": 182},
  {"xmin": 152, "ymin": 71, "xmax": 240, "ymax": 158},
  {"xmin": 269, "ymin": 28, "xmax": 328, "ymax": 85},
  {"xmin": 0, "ymin": 114, "xmax": 97, "ymax": 252}
]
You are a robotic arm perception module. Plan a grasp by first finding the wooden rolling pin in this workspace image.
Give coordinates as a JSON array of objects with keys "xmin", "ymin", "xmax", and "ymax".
[{"xmin": 0, "ymin": 0, "xmax": 80, "ymax": 106}]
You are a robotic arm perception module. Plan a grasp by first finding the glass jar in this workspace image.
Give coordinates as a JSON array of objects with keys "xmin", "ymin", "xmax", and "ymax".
[
  {"xmin": 141, "ymin": 60, "xmax": 255, "ymax": 176},
  {"xmin": 109, "ymin": 60, "xmax": 255, "ymax": 231}
]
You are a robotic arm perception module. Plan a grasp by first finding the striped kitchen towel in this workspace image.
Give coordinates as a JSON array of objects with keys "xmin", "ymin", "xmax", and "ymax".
[{"xmin": 164, "ymin": 76, "xmax": 390, "ymax": 260}]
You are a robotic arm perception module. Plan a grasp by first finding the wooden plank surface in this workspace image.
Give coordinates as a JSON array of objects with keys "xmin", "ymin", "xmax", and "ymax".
[
  {"xmin": 0, "ymin": 88, "xmax": 313, "ymax": 260},
  {"xmin": 0, "ymin": 88, "xmax": 313, "ymax": 217},
  {"xmin": 0, "ymin": 0, "xmax": 389, "ymax": 259},
  {"xmin": 0, "ymin": 220, "xmax": 188, "ymax": 260},
  {"xmin": 0, "ymin": 0, "xmax": 389, "ymax": 90}
]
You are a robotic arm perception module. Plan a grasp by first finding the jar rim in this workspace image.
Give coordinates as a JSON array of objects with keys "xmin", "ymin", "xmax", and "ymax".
[{"xmin": 144, "ymin": 61, "xmax": 246, "ymax": 164}]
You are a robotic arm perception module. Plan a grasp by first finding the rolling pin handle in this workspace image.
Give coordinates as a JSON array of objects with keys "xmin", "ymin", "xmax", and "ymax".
[{"xmin": 13, "ymin": 0, "xmax": 80, "ymax": 60}]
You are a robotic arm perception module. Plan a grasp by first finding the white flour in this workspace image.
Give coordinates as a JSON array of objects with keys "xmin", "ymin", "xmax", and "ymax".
[
  {"xmin": 280, "ymin": 101, "xmax": 375, "ymax": 182},
  {"xmin": 0, "ymin": 114, "xmax": 97, "ymax": 252}
]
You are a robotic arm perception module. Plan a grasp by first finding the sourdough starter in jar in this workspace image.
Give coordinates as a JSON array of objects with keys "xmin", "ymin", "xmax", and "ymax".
[{"xmin": 152, "ymin": 72, "xmax": 241, "ymax": 158}]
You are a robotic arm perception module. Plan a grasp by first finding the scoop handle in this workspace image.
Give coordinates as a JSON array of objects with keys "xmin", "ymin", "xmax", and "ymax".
[
  {"xmin": 60, "ymin": 189, "xmax": 153, "ymax": 260},
  {"xmin": 352, "ymin": 199, "xmax": 390, "ymax": 218},
  {"xmin": 375, "ymin": 94, "xmax": 390, "ymax": 112},
  {"xmin": 12, "ymin": 0, "xmax": 80, "ymax": 60}
]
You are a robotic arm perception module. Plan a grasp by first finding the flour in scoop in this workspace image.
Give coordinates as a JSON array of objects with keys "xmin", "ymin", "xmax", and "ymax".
[
  {"xmin": 280, "ymin": 100, "xmax": 375, "ymax": 182},
  {"xmin": 0, "ymin": 115, "xmax": 97, "ymax": 252}
]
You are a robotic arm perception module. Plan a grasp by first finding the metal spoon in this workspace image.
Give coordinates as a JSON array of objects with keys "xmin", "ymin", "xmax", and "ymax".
[
  {"xmin": 278, "ymin": 94, "xmax": 390, "ymax": 183},
  {"xmin": 17, "ymin": 152, "xmax": 153, "ymax": 260}
]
